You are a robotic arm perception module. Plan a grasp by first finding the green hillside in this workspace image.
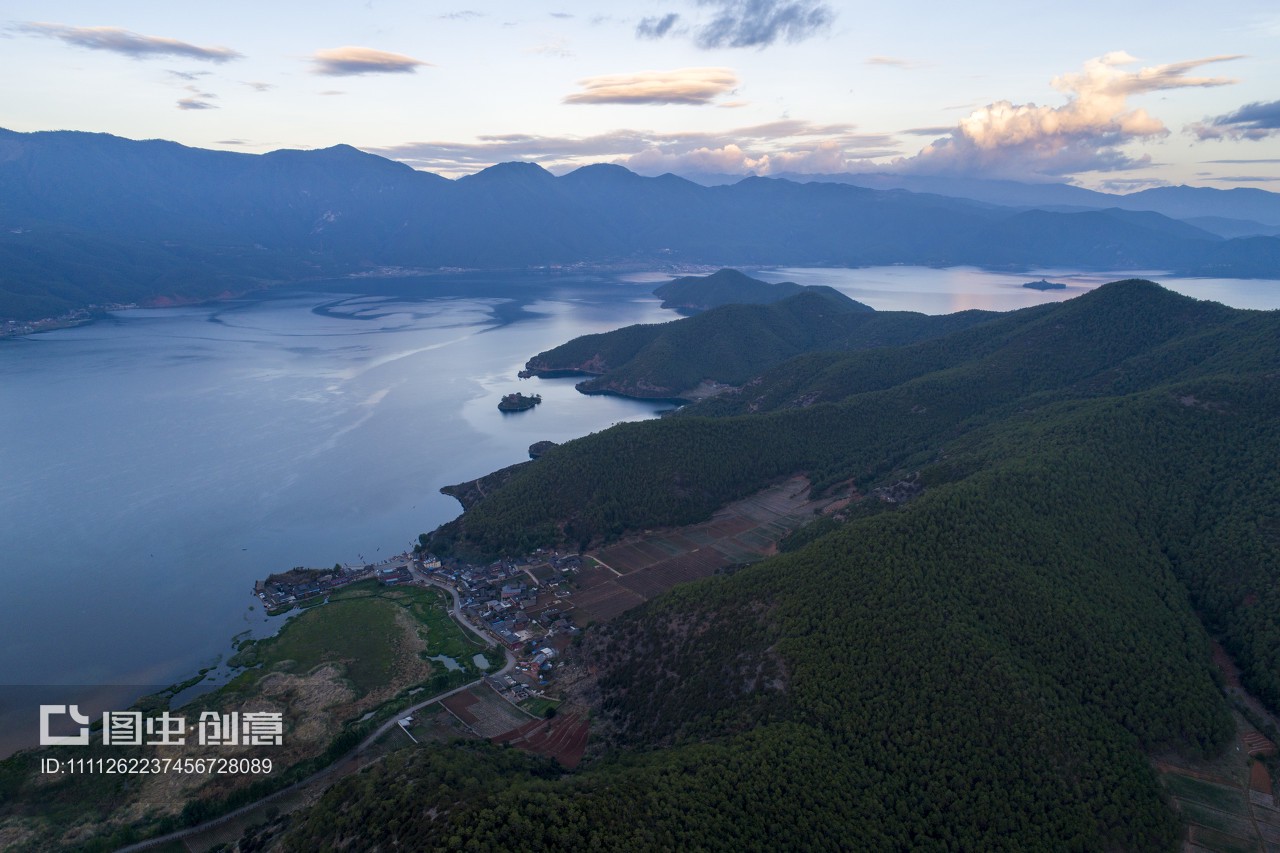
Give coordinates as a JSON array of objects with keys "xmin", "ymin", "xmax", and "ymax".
[
  {"xmin": 651, "ymin": 268, "xmax": 811, "ymax": 313},
  {"xmin": 278, "ymin": 283, "xmax": 1280, "ymax": 850},
  {"xmin": 520, "ymin": 286, "xmax": 992, "ymax": 399},
  {"xmin": 435, "ymin": 281, "xmax": 1265, "ymax": 554}
]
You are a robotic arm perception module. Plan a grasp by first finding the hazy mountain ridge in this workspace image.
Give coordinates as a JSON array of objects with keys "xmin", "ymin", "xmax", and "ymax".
[
  {"xmin": 2, "ymin": 128, "xmax": 1278, "ymax": 322},
  {"xmin": 765, "ymin": 170, "xmax": 1280, "ymax": 230}
]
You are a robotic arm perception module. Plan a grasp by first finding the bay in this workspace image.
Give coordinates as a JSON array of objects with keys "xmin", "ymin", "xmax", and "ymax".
[
  {"xmin": 1, "ymin": 265, "xmax": 1276, "ymax": 757},
  {"xmin": 0, "ymin": 272, "xmax": 671, "ymax": 698}
]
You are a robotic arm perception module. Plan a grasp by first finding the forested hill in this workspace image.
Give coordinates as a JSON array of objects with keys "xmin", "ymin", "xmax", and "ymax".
[
  {"xmin": 4, "ymin": 128, "xmax": 1280, "ymax": 321},
  {"xmin": 519, "ymin": 285, "xmax": 990, "ymax": 400},
  {"xmin": 651, "ymin": 268, "xmax": 812, "ymax": 313},
  {"xmin": 274, "ymin": 281, "xmax": 1280, "ymax": 848}
]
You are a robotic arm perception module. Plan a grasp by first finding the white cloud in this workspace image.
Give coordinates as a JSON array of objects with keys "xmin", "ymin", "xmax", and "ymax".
[
  {"xmin": 13, "ymin": 21, "xmax": 241, "ymax": 62},
  {"xmin": 866, "ymin": 56, "xmax": 924, "ymax": 70},
  {"xmin": 890, "ymin": 52, "xmax": 1242, "ymax": 180},
  {"xmin": 309, "ymin": 46, "xmax": 431, "ymax": 76},
  {"xmin": 564, "ymin": 67, "xmax": 738, "ymax": 105},
  {"xmin": 177, "ymin": 94, "xmax": 217, "ymax": 110}
]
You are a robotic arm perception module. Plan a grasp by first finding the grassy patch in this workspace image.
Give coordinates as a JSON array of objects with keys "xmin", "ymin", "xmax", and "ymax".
[
  {"xmin": 519, "ymin": 697, "xmax": 562, "ymax": 718},
  {"xmin": 234, "ymin": 581, "xmax": 485, "ymax": 696},
  {"xmin": 1161, "ymin": 773, "xmax": 1250, "ymax": 816},
  {"xmin": 1187, "ymin": 825, "xmax": 1259, "ymax": 853},
  {"xmin": 249, "ymin": 596, "xmax": 401, "ymax": 694},
  {"xmin": 1175, "ymin": 799, "xmax": 1255, "ymax": 838}
]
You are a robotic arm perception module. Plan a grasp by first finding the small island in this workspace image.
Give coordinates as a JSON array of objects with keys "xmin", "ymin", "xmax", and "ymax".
[
  {"xmin": 1023, "ymin": 279, "xmax": 1067, "ymax": 291},
  {"xmin": 498, "ymin": 392, "xmax": 542, "ymax": 412}
]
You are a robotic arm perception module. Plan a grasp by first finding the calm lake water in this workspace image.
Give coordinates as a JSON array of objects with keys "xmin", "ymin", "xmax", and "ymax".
[{"xmin": 1, "ymin": 265, "xmax": 1276, "ymax": 754}]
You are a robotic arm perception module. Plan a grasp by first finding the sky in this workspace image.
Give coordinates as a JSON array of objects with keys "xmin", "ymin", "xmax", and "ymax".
[{"xmin": 2, "ymin": 0, "xmax": 1278, "ymax": 191}]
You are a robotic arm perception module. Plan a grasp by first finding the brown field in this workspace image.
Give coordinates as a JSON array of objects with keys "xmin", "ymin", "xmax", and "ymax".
[
  {"xmin": 441, "ymin": 686, "xmax": 530, "ymax": 738},
  {"xmin": 594, "ymin": 543, "xmax": 653, "ymax": 574},
  {"xmin": 1243, "ymin": 730, "xmax": 1277, "ymax": 756},
  {"xmin": 571, "ymin": 583, "xmax": 646, "ymax": 623},
  {"xmin": 493, "ymin": 711, "xmax": 590, "ymax": 769},
  {"xmin": 566, "ymin": 476, "xmax": 830, "ymax": 625},
  {"xmin": 617, "ymin": 551, "xmax": 724, "ymax": 598},
  {"xmin": 576, "ymin": 562, "xmax": 620, "ymax": 585},
  {"xmin": 1251, "ymin": 761, "xmax": 1273, "ymax": 795}
]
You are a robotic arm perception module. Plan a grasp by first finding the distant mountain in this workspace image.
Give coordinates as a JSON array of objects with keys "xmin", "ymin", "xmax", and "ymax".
[
  {"xmin": 2, "ymin": 128, "xmax": 1278, "ymax": 322},
  {"xmin": 652, "ymin": 268, "xmax": 812, "ymax": 314},
  {"xmin": 1180, "ymin": 216, "xmax": 1280, "ymax": 239},
  {"xmin": 767, "ymin": 170, "xmax": 1280, "ymax": 230}
]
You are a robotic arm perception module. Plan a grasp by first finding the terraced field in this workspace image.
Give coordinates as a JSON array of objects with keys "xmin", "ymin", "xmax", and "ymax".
[{"xmin": 569, "ymin": 475, "xmax": 830, "ymax": 624}]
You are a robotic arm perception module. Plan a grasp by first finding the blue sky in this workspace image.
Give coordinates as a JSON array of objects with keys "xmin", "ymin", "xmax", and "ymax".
[{"xmin": 2, "ymin": 0, "xmax": 1278, "ymax": 190}]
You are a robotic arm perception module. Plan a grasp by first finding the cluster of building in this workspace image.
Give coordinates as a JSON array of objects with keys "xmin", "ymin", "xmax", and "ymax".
[
  {"xmin": 415, "ymin": 550, "xmax": 582, "ymax": 690},
  {"xmin": 253, "ymin": 549, "xmax": 584, "ymax": 702},
  {"xmin": 254, "ymin": 555, "xmax": 423, "ymax": 611},
  {"xmin": 2, "ymin": 303, "xmax": 135, "ymax": 338}
]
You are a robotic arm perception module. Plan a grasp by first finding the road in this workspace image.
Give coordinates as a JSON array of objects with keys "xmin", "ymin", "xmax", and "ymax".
[{"xmin": 117, "ymin": 576, "xmax": 514, "ymax": 852}]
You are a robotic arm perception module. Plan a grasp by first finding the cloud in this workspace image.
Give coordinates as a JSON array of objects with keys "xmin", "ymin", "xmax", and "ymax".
[
  {"xmin": 1097, "ymin": 177, "xmax": 1169, "ymax": 192},
  {"xmin": 888, "ymin": 52, "xmax": 1241, "ymax": 180},
  {"xmin": 637, "ymin": 13, "xmax": 681, "ymax": 39},
  {"xmin": 1207, "ymin": 174, "xmax": 1280, "ymax": 182},
  {"xmin": 167, "ymin": 69, "xmax": 210, "ymax": 81},
  {"xmin": 309, "ymin": 46, "xmax": 431, "ymax": 76},
  {"xmin": 215, "ymin": 139, "xmax": 247, "ymax": 145},
  {"xmin": 564, "ymin": 67, "xmax": 738, "ymax": 105},
  {"xmin": 177, "ymin": 93, "xmax": 217, "ymax": 110},
  {"xmin": 901, "ymin": 126, "xmax": 953, "ymax": 136},
  {"xmin": 550, "ymin": 11, "xmax": 573, "ymax": 18},
  {"xmin": 695, "ymin": 0, "xmax": 833, "ymax": 48},
  {"xmin": 1188, "ymin": 99, "xmax": 1280, "ymax": 141},
  {"xmin": 526, "ymin": 38, "xmax": 573, "ymax": 58},
  {"xmin": 319, "ymin": 90, "xmax": 346, "ymax": 96},
  {"xmin": 244, "ymin": 81, "xmax": 273, "ymax": 92},
  {"xmin": 366, "ymin": 120, "xmax": 900, "ymax": 177},
  {"xmin": 438, "ymin": 10, "xmax": 482, "ymax": 20},
  {"xmin": 13, "ymin": 22, "xmax": 240, "ymax": 62},
  {"xmin": 1201, "ymin": 158, "xmax": 1280, "ymax": 164},
  {"xmin": 867, "ymin": 56, "xmax": 923, "ymax": 69}
]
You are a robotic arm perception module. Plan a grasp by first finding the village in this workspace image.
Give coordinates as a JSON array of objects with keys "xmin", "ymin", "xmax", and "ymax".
[
  {"xmin": 253, "ymin": 548, "xmax": 585, "ymax": 711},
  {"xmin": 253, "ymin": 475, "xmax": 833, "ymax": 723}
]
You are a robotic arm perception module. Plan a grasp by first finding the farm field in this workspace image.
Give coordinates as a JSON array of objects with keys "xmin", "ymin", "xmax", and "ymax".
[
  {"xmin": 441, "ymin": 686, "xmax": 531, "ymax": 739},
  {"xmin": 1157, "ymin": 708, "xmax": 1280, "ymax": 852},
  {"xmin": 570, "ymin": 476, "xmax": 830, "ymax": 624},
  {"xmin": 493, "ymin": 711, "xmax": 590, "ymax": 770}
]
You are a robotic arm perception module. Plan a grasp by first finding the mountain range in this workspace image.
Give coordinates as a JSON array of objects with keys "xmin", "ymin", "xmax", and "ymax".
[
  {"xmin": 686, "ymin": 169, "xmax": 1280, "ymax": 235},
  {"xmin": 2, "ymin": 127, "xmax": 1279, "ymax": 322}
]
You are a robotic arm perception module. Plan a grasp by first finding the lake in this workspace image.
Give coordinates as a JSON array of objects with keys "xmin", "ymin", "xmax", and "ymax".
[{"xmin": 1, "ymin": 265, "xmax": 1276, "ymax": 755}]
